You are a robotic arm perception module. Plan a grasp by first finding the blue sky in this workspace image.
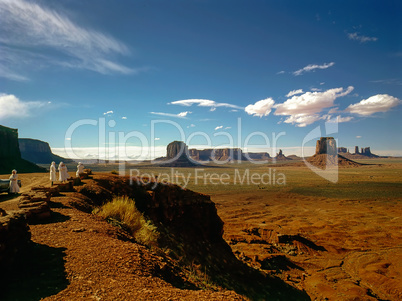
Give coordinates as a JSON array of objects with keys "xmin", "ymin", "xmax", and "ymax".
[{"xmin": 1, "ymin": 0, "xmax": 401, "ymax": 159}]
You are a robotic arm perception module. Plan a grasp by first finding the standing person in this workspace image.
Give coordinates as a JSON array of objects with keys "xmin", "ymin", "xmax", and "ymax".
[
  {"xmin": 76, "ymin": 162, "xmax": 84, "ymax": 177},
  {"xmin": 9, "ymin": 169, "xmax": 20, "ymax": 194},
  {"xmin": 58, "ymin": 162, "xmax": 69, "ymax": 182},
  {"xmin": 50, "ymin": 161, "xmax": 57, "ymax": 186}
]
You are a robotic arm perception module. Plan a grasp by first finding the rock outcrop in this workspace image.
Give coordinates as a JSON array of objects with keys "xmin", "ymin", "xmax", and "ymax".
[
  {"xmin": 158, "ymin": 141, "xmax": 197, "ymax": 167},
  {"xmin": 189, "ymin": 148, "xmax": 246, "ymax": 162},
  {"xmin": 306, "ymin": 137, "xmax": 362, "ymax": 168},
  {"xmin": 337, "ymin": 145, "xmax": 380, "ymax": 159},
  {"xmin": 19, "ymin": 138, "xmax": 69, "ymax": 164},
  {"xmin": 0, "ymin": 125, "xmax": 45, "ymax": 174},
  {"xmin": 315, "ymin": 137, "xmax": 337, "ymax": 156},
  {"xmin": 273, "ymin": 149, "xmax": 292, "ymax": 161},
  {"xmin": 82, "ymin": 175, "xmax": 307, "ymax": 300},
  {"xmin": 0, "ymin": 212, "xmax": 31, "ymax": 269}
]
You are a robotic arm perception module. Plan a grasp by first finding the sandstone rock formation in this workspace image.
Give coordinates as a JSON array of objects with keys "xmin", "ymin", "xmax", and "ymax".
[
  {"xmin": 0, "ymin": 212, "xmax": 31, "ymax": 269},
  {"xmin": 273, "ymin": 149, "xmax": 292, "ymax": 161},
  {"xmin": 337, "ymin": 145, "xmax": 380, "ymax": 159},
  {"xmin": 0, "ymin": 125, "xmax": 46, "ymax": 174},
  {"xmin": 19, "ymin": 138, "xmax": 69, "ymax": 164},
  {"xmin": 315, "ymin": 137, "xmax": 337, "ymax": 156},
  {"xmin": 18, "ymin": 187, "xmax": 55, "ymax": 222},
  {"xmin": 307, "ymin": 137, "xmax": 362, "ymax": 168},
  {"xmin": 159, "ymin": 141, "xmax": 197, "ymax": 167},
  {"xmin": 189, "ymin": 148, "xmax": 246, "ymax": 162},
  {"xmin": 83, "ymin": 175, "xmax": 307, "ymax": 300}
]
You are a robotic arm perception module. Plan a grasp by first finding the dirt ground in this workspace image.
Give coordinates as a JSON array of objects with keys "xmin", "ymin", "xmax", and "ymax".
[{"xmin": 1, "ymin": 161, "xmax": 401, "ymax": 300}]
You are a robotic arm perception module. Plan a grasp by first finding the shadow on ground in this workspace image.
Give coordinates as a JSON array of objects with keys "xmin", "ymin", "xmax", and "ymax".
[
  {"xmin": 0, "ymin": 242, "xmax": 68, "ymax": 301},
  {"xmin": 0, "ymin": 193, "xmax": 20, "ymax": 203}
]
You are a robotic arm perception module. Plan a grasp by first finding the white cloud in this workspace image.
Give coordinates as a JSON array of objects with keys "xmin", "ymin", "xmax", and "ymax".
[
  {"xmin": 293, "ymin": 62, "xmax": 335, "ymax": 76},
  {"xmin": 245, "ymin": 98, "xmax": 275, "ymax": 117},
  {"xmin": 286, "ymin": 89, "xmax": 304, "ymax": 97},
  {"xmin": 103, "ymin": 110, "xmax": 114, "ymax": 115},
  {"xmin": 169, "ymin": 99, "xmax": 243, "ymax": 110},
  {"xmin": 150, "ymin": 111, "xmax": 190, "ymax": 119},
  {"xmin": 274, "ymin": 86, "xmax": 354, "ymax": 127},
  {"xmin": 210, "ymin": 107, "xmax": 216, "ymax": 112},
  {"xmin": 0, "ymin": 0, "xmax": 136, "ymax": 78},
  {"xmin": 215, "ymin": 125, "xmax": 223, "ymax": 130},
  {"xmin": 325, "ymin": 115, "xmax": 354, "ymax": 123},
  {"xmin": 177, "ymin": 111, "xmax": 192, "ymax": 117},
  {"xmin": 275, "ymin": 86, "xmax": 354, "ymax": 116},
  {"xmin": 154, "ymin": 137, "xmax": 160, "ymax": 141},
  {"xmin": 283, "ymin": 114, "xmax": 324, "ymax": 127},
  {"xmin": 187, "ymin": 124, "xmax": 196, "ymax": 128},
  {"xmin": 0, "ymin": 93, "xmax": 48, "ymax": 119},
  {"xmin": 224, "ymin": 126, "xmax": 232, "ymax": 129},
  {"xmin": 356, "ymin": 136, "xmax": 362, "ymax": 139},
  {"xmin": 277, "ymin": 70, "xmax": 285, "ymax": 74},
  {"xmin": 122, "ymin": 116, "xmax": 127, "ymax": 120},
  {"xmin": 346, "ymin": 94, "xmax": 401, "ymax": 116},
  {"xmin": 348, "ymin": 32, "xmax": 378, "ymax": 43}
]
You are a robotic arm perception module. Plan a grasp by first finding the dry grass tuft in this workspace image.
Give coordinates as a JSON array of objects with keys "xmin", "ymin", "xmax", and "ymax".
[{"xmin": 94, "ymin": 196, "xmax": 159, "ymax": 246}]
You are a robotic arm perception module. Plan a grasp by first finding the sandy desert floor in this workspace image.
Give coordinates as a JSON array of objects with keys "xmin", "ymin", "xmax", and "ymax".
[{"xmin": 1, "ymin": 158, "xmax": 401, "ymax": 300}]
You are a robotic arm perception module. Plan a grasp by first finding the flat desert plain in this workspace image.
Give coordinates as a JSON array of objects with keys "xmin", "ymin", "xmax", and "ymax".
[{"xmin": 1, "ymin": 158, "xmax": 401, "ymax": 300}]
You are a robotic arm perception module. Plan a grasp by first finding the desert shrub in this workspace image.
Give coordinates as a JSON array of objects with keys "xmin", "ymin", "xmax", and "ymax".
[
  {"xmin": 110, "ymin": 170, "xmax": 119, "ymax": 175},
  {"xmin": 94, "ymin": 196, "xmax": 159, "ymax": 246}
]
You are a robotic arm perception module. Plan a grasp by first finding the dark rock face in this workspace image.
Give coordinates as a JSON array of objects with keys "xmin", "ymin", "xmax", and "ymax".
[
  {"xmin": 19, "ymin": 138, "xmax": 69, "ymax": 164},
  {"xmin": 274, "ymin": 149, "xmax": 291, "ymax": 161},
  {"xmin": 0, "ymin": 212, "xmax": 31, "ymax": 269},
  {"xmin": 0, "ymin": 125, "xmax": 45, "ymax": 173},
  {"xmin": 190, "ymin": 148, "xmax": 245, "ymax": 162},
  {"xmin": 166, "ymin": 141, "xmax": 188, "ymax": 160},
  {"xmin": 315, "ymin": 137, "xmax": 337, "ymax": 155},
  {"xmin": 338, "ymin": 147, "xmax": 348, "ymax": 153},
  {"xmin": 0, "ymin": 125, "xmax": 21, "ymax": 160},
  {"xmin": 243, "ymin": 152, "xmax": 271, "ymax": 161},
  {"xmin": 161, "ymin": 141, "xmax": 196, "ymax": 167},
  {"xmin": 355, "ymin": 146, "xmax": 360, "ymax": 154},
  {"xmin": 361, "ymin": 147, "xmax": 372, "ymax": 156}
]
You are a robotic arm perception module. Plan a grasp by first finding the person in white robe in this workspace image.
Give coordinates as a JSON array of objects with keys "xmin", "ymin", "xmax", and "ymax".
[
  {"xmin": 50, "ymin": 161, "xmax": 57, "ymax": 185},
  {"xmin": 9, "ymin": 169, "xmax": 20, "ymax": 194},
  {"xmin": 76, "ymin": 162, "xmax": 85, "ymax": 177},
  {"xmin": 58, "ymin": 162, "xmax": 69, "ymax": 182}
]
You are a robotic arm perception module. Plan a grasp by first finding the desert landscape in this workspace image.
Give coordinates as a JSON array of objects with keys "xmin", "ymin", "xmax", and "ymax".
[
  {"xmin": 1, "ymin": 150, "xmax": 401, "ymax": 300},
  {"xmin": 1, "ymin": 1, "xmax": 401, "ymax": 300}
]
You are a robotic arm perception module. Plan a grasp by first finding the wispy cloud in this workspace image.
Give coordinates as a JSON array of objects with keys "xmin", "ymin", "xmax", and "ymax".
[
  {"xmin": 150, "ymin": 111, "xmax": 191, "ymax": 119},
  {"xmin": 0, "ymin": 0, "xmax": 136, "ymax": 78},
  {"xmin": 215, "ymin": 125, "xmax": 223, "ymax": 130},
  {"xmin": 0, "ymin": 93, "xmax": 50, "ymax": 119},
  {"xmin": 347, "ymin": 32, "xmax": 378, "ymax": 43},
  {"xmin": 245, "ymin": 98, "xmax": 275, "ymax": 117},
  {"xmin": 286, "ymin": 89, "xmax": 304, "ymax": 97},
  {"xmin": 346, "ymin": 94, "xmax": 400, "ymax": 116},
  {"xmin": 169, "ymin": 99, "xmax": 243, "ymax": 110},
  {"xmin": 274, "ymin": 86, "xmax": 354, "ymax": 127},
  {"xmin": 293, "ymin": 62, "xmax": 335, "ymax": 76},
  {"xmin": 103, "ymin": 110, "xmax": 114, "ymax": 115},
  {"xmin": 370, "ymin": 78, "xmax": 402, "ymax": 86}
]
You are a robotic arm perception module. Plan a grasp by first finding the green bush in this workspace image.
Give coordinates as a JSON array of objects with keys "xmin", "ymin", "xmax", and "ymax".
[{"xmin": 94, "ymin": 196, "xmax": 159, "ymax": 246}]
